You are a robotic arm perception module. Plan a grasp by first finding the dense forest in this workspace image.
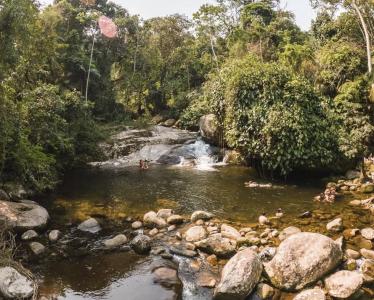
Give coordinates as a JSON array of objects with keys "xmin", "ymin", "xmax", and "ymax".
[{"xmin": 0, "ymin": 0, "xmax": 373, "ymax": 191}]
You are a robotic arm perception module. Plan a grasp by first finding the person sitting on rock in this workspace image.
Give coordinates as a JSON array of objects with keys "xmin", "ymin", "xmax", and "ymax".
[
  {"xmin": 276, "ymin": 208, "xmax": 284, "ymax": 218},
  {"xmin": 259, "ymin": 213, "xmax": 269, "ymax": 225}
]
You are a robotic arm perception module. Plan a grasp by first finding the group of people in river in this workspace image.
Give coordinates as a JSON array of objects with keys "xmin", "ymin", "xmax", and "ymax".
[{"xmin": 139, "ymin": 159, "xmax": 150, "ymax": 170}]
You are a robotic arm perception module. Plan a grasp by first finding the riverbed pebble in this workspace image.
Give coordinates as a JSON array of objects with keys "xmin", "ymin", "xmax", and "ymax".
[
  {"xmin": 48, "ymin": 230, "xmax": 61, "ymax": 242},
  {"xmin": 21, "ymin": 230, "xmax": 38, "ymax": 241},
  {"xmin": 326, "ymin": 218, "xmax": 343, "ymax": 232},
  {"xmin": 29, "ymin": 242, "xmax": 46, "ymax": 255},
  {"xmin": 361, "ymin": 228, "xmax": 374, "ymax": 240},
  {"xmin": 131, "ymin": 221, "xmax": 142, "ymax": 229},
  {"xmin": 325, "ymin": 270, "xmax": 363, "ymax": 298}
]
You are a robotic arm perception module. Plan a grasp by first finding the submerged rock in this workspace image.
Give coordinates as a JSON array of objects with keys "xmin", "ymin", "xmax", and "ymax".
[
  {"xmin": 130, "ymin": 234, "xmax": 151, "ymax": 254},
  {"xmin": 77, "ymin": 218, "xmax": 101, "ymax": 233},
  {"xmin": 195, "ymin": 233, "xmax": 237, "ymax": 258},
  {"xmin": 152, "ymin": 267, "xmax": 181, "ymax": 288},
  {"xmin": 293, "ymin": 288, "xmax": 326, "ymax": 300},
  {"xmin": 264, "ymin": 232, "xmax": 343, "ymax": 291},
  {"xmin": 103, "ymin": 234, "xmax": 127, "ymax": 249},
  {"xmin": 324, "ymin": 270, "xmax": 363, "ymax": 298},
  {"xmin": 213, "ymin": 249, "xmax": 262, "ymax": 300},
  {"xmin": 0, "ymin": 200, "xmax": 49, "ymax": 231},
  {"xmin": 0, "ymin": 267, "xmax": 34, "ymax": 299}
]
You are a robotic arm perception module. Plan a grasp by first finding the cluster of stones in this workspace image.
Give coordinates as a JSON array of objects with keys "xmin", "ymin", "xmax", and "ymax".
[{"xmin": 74, "ymin": 208, "xmax": 373, "ymax": 300}]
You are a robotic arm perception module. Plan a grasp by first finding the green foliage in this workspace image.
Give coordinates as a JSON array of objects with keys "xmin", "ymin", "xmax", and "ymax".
[{"xmin": 206, "ymin": 56, "xmax": 336, "ymax": 175}]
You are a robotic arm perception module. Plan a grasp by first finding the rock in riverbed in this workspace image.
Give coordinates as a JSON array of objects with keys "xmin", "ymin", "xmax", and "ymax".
[
  {"xmin": 185, "ymin": 226, "xmax": 207, "ymax": 242},
  {"xmin": 77, "ymin": 218, "xmax": 101, "ymax": 233},
  {"xmin": 29, "ymin": 242, "xmax": 45, "ymax": 256},
  {"xmin": 326, "ymin": 218, "xmax": 343, "ymax": 232},
  {"xmin": 191, "ymin": 210, "xmax": 213, "ymax": 222},
  {"xmin": 143, "ymin": 211, "xmax": 167, "ymax": 228},
  {"xmin": 130, "ymin": 234, "xmax": 151, "ymax": 254},
  {"xmin": 0, "ymin": 200, "xmax": 49, "ymax": 231},
  {"xmin": 264, "ymin": 232, "xmax": 343, "ymax": 291},
  {"xmin": 293, "ymin": 288, "xmax": 326, "ymax": 300},
  {"xmin": 278, "ymin": 226, "xmax": 301, "ymax": 241},
  {"xmin": 324, "ymin": 270, "xmax": 363, "ymax": 298},
  {"xmin": 21, "ymin": 230, "xmax": 38, "ymax": 241},
  {"xmin": 214, "ymin": 248, "xmax": 262, "ymax": 300},
  {"xmin": 0, "ymin": 267, "xmax": 34, "ymax": 299},
  {"xmin": 48, "ymin": 230, "xmax": 61, "ymax": 242},
  {"xmin": 195, "ymin": 233, "xmax": 237, "ymax": 258},
  {"xmin": 103, "ymin": 234, "xmax": 127, "ymax": 249}
]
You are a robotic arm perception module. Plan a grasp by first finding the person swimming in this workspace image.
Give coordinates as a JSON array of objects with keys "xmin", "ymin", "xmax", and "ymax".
[{"xmin": 139, "ymin": 159, "xmax": 150, "ymax": 169}]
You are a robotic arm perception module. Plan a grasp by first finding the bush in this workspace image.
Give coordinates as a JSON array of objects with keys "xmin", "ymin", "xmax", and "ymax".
[{"xmin": 206, "ymin": 55, "xmax": 336, "ymax": 176}]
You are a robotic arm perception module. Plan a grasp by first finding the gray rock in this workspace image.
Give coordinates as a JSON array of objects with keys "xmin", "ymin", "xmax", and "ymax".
[
  {"xmin": 103, "ymin": 234, "xmax": 127, "ymax": 249},
  {"xmin": 326, "ymin": 218, "xmax": 343, "ymax": 232},
  {"xmin": 195, "ymin": 233, "xmax": 237, "ymax": 258},
  {"xmin": 148, "ymin": 228, "xmax": 159, "ymax": 236},
  {"xmin": 221, "ymin": 224, "xmax": 241, "ymax": 240},
  {"xmin": 259, "ymin": 247, "xmax": 277, "ymax": 262},
  {"xmin": 130, "ymin": 234, "xmax": 151, "ymax": 254},
  {"xmin": 0, "ymin": 189, "xmax": 10, "ymax": 201},
  {"xmin": 143, "ymin": 211, "xmax": 167, "ymax": 228},
  {"xmin": 77, "ymin": 218, "xmax": 101, "ymax": 233},
  {"xmin": 346, "ymin": 170, "xmax": 361, "ymax": 180},
  {"xmin": 294, "ymin": 288, "xmax": 326, "ymax": 300},
  {"xmin": 169, "ymin": 246, "xmax": 197, "ymax": 258},
  {"xmin": 185, "ymin": 226, "xmax": 207, "ymax": 242},
  {"xmin": 325, "ymin": 270, "xmax": 363, "ymax": 298},
  {"xmin": 131, "ymin": 221, "xmax": 142, "ymax": 229},
  {"xmin": 21, "ymin": 230, "xmax": 38, "ymax": 241},
  {"xmin": 213, "ymin": 249, "xmax": 262, "ymax": 300},
  {"xmin": 0, "ymin": 267, "xmax": 34, "ymax": 299},
  {"xmin": 200, "ymin": 114, "xmax": 220, "ymax": 145},
  {"xmin": 29, "ymin": 242, "xmax": 45, "ymax": 255},
  {"xmin": 264, "ymin": 232, "xmax": 343, "ymax": 291},
  {"xmin": 156, "ymin": 209, "xmax": 173, "ymax": 219},
  {"xmin": 191, "ymin": 210, "xmax": 214, "ymax": 223},
  {"xmin": 48, "ymin": 230, "xmax": 61, "ymax": 242},
  {"xmin": 278, "ymin": 226, "xmax": 301, "ymax": 241},
  {"xmin": 167, "ymin": 215, "xmax": 184, "ymax": 225},
  {"xmin": 0, "ymin": 200, "xmax": 49, "ymax": 231},
  {"xmin": 361, "ymin": 228, "xmax": 374, "ymax": 240}
]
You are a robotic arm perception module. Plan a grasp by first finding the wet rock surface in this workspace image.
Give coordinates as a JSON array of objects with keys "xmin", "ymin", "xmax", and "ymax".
[{"xmin": 0, "ymin": 267, "xmax": 34, "ymax": 299}]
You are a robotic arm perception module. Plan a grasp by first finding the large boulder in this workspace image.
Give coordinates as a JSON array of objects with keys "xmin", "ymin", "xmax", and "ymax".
[
  {"xmin": 199, "ymin": 114, "xmax": 220, "ymax": 146},
  {"xmin": 130, "ymin": 234, "xmax": 152, "ymax": 254},
  {"xmin": 77, "ymin": 218, "xmax": 101, "ymax": 233},
  {"xmin": 264, "ymin": 232, "xmax": 343, "ymax": 291},
  {"xmin": 213, "ymin": 249, "xmax": 262, "ymax": 300},
  {"xmin": 185, "ymin": 226, "xmax": 207, "ymax": 242},
  {"xmin": 0, "ymin": 267, "xmax": 34, "ymax": 299},
  {"xmin": 143, "ymin": 211, "xmax": 167, "ymax": 228},
  {"xmin": 278, "ymin": 226, "xmax": 301, "ymax": 241},
  {"xmin": 324, "ymin": 271, "xmax": 363, "ymax": 298},
  {"xmin": 195, "ymin": 233, "xmax": 237, "ymax": 258},
  {"xmin": 0, "ymin": 200, "xmax": 49, "ymax": 231}
]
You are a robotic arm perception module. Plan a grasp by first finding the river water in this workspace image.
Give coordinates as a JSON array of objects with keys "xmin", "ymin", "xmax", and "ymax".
[{"xmin": 30, "ymin": 127, "xmax": 371, "ymax": 300}]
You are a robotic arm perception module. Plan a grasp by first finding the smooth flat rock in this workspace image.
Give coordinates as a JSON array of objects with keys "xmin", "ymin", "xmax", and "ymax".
[
  {"xmin": 185, "ymin": 226, "xmax": 207, "ymax": 242},
  {"xmin": 278, "ymin": 226, "xmax": 301, "ymax": 241},
  {"xmin": 0, "ymin": 200, "xmax": 49, "ymax": 230},
  {"xmin": 77, "ymin": 218, "xmax": 101, "ymax": 233},
  {"xmin": 195, "ymin": 233, "xmax": 237, "ymax": 258},
  {"xmin": 103, "ymin": 234, "xmax": 127, "ymax": 249},
  {"xmin": 294, "ymin": 288, "xmax": 326, "ymax": 300}
]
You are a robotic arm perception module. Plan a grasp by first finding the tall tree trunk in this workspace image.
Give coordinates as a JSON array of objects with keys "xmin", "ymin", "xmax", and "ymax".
[{"xmin": 352, "ymin": 0, "xmax": 372, "ymax": 74}]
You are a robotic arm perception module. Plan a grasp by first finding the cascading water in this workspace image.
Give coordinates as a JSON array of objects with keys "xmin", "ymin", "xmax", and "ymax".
[{"xmin": 92, "ymin": 126, "xmax": 223, "ymax": 170}]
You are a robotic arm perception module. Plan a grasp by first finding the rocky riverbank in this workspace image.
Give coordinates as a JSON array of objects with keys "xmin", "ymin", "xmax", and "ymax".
[{"xmin": 0, "ymin": 181, "xmax": 373, "ymax": 299}]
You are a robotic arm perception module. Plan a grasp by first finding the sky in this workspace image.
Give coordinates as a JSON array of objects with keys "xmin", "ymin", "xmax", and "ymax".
[{"xmin": 40, "ymin": 0, "xmax": 317, "ymax": 31}]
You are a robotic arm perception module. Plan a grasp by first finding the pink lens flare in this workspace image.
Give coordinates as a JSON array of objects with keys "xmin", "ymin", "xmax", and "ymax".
[{"xmin": 98, "ymin": 16, "xmax": 118, "ymax": 38}]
